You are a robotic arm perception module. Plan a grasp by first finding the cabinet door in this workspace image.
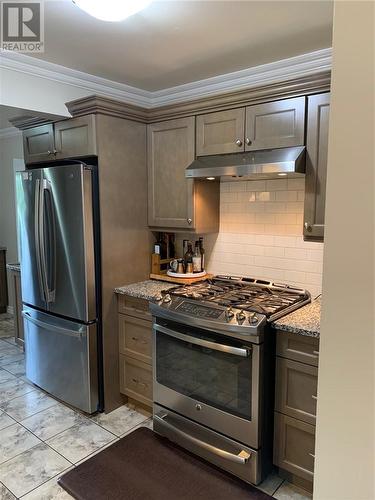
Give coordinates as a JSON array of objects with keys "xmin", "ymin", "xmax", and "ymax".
[
  {"xmin": 245, "ymin": 97, "xmax": 305, "ymax": 151},
  {"xmin": 54, "ymin": 115, "xmax": 97, "ymax": 159},
  {"xmin": 274, "ymin": 412, "xmax": 315, "ymax": 482},
  {"xmin": 196, "ymin": 108, "xmax": 245, "ymax": 156},
  {"xmin": 118, "ymin": 314, "xmax": 152, "ymax": 364},
  {"xmin": 275, "ymin": 358, "xmax": 318, "ymax": 425},
  {"xmin": 276, "ymin": 331, "xmax": 319, "ymax": 367},
  {"xmin": 23, "ymin": 125, "xmax": 55, "ymax": 164},
  {"xmin": 148, "ymin": 117, "xmax": 195, "ymax": 229},
  {"xmin": 119, "ymin": 354, "xmax": 152, "ymax": 407},
  {"xmin": 304, "ymin": 93, "xmax": 330, "ymax": 240}
]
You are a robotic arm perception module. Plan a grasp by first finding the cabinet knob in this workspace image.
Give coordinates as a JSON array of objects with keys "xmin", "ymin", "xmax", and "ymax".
[
  {"xmin": 235, "ymin": 139, "xmax": 243, "ymax": 147},
  {"xmin": 53, "ymin": 149, "xmax": 58, "ymax": 155},
  {"xmin": 246, "ymin": 138, "xmax": 252, "ymax": 146},
  {"xmin": 304, "ymin": 222, "xmax": 313, "ymax": 232},
  {"xmin": 187, "ymin": 218, "xmax": 192, "ymax": 225},
  {"xmin": 47, "ymin": 150, "xmax": 53, "ymax": 156}
]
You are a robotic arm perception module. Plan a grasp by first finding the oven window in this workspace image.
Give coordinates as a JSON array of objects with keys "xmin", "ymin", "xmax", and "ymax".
[{"xmin": 156, "ymin": 330, "xmax": 252, "ymax": 420}]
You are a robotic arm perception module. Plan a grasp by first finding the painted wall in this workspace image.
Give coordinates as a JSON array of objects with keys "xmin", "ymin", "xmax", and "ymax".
[
  {"xmin": 0, "ymin": 133, "xmax": 24, "ymax": 308},
  {"xmin": 176, "ymin": 178, "xmax": 324, "ymax": 298},
  {"xmin": 314, "ymin": 2, "xmax": 374, "ymax": 499}
]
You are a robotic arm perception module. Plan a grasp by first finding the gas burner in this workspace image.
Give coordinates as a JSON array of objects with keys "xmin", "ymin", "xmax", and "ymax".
[{"xmin": 164, "ymin": 276, "xmax": 310, "ymax": 320}]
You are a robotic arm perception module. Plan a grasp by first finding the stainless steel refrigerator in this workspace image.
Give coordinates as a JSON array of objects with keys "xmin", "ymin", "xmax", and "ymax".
[{"xmin": 16, "ymin": 162, "xmax": 101, "ymax": 413}]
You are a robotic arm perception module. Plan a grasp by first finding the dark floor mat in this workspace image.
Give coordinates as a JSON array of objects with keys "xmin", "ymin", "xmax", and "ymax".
[{"xmin": 59, "ymin": 427, "xmax": 272, "ymax": 500}]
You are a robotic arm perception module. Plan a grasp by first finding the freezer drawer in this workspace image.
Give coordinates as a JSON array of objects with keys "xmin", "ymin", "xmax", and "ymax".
[{"xmin": 23, "ymin": 307, "xmax": 98, "ymax": 413}]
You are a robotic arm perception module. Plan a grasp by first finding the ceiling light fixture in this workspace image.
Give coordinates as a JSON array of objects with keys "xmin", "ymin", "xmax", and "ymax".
[
  {"xmin": 72, "ymin": 0, "xmax": 152, "ymax": 22},
  {"xmin": 278, "ymin": 173, "xmax": 288, "ymax": 176},
  {"xmin": 206, "ymin": 177, "xmax": 216, "ymax": 181}
]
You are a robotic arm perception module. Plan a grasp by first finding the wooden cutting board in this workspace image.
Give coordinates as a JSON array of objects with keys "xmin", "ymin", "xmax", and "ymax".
[{"xmin": 150, "ymin": 273, "xmax": 213, "ymax": 285}]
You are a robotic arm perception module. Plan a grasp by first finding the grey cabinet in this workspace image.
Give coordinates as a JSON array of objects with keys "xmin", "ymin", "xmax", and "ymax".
[
  {"xmin": 23, "ymin": 125, "xmax": 55, "ymax": 163},
  {"xmin": 148, "ymin": 117, "xmax": 219, "ymax": 232},
  {"xmin": 118, "ymin": 294, "xmax": 153, "ymax": 411},
  {"xmin": 196, "ymin": 108, "xmax": 245, "ymax": 156},
  {"xmin": 196, "ymin": 97, "xmax": 305, "ymax": 156},
  {"xmin": 23, "ymin": 116, "xmax": 97, "ymax": 164},
  {"xmin": 274, "ymin": 331, "xmax": 319, "ymax": 490},
  {"xmin": 245, "ymin": 97, "xmax": 305, "ymax": 151},
  {"xmin": 274, "ymin": 412, "xmax": 315, "ymax": 482},
  {"xmin": 304, "ymin": 93, "xmax": 330, "ymax": 240},
  {"xmin": 54, "ymin": 115, "xmax": 97, "ymax": 159},
  {"xmin": 275, "ymin": 357, "xmax": 318, "ymax": 425}
]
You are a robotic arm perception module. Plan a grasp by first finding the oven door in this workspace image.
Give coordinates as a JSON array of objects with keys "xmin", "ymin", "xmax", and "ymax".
[{"xmin": 153, "ymin": 319, "xmax": 262, "ymax": 448}]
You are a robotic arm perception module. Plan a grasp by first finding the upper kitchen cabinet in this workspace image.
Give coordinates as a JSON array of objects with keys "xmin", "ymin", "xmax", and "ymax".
[
  {"xmin": 148, "ymin": 117, "xmax": 219, "ymax": 232},
  {"xmin": 23, "ymin": 124, "xmax": 55, "ymax": 163},
  {"xmin": 196, "ymin": 108, "xmax": 245, "ymax": 156},
  {"xmin": 245, "ymin": 97, "xmax": 305, "ymax": 151},
  {"xmin": 54, "ymin": 115, "xmax": 97, "ymax": 159},
  {"xmin": 304, "ymin": 93, "xmax": 330, "ymax": 241},
  {"xmin": 23, "ymin": 115, "xmax": 97, "ymax": 164},
  {"xmin": 196, "ymin": 97, "xmax": 305, "ymax": 156}
]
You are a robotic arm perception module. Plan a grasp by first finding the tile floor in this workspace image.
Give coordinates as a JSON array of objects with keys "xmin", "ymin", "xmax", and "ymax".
[{"xmin": 0, "ymin": 314, "xmax": 312, "ymax": 499}]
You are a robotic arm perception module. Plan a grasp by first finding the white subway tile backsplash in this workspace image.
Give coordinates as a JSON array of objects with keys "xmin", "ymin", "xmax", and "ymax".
[
  {"xmin": 178, "ymin": 179, "xmax": 323, "ymax": 295},
  {"xmin": 266, "ymin": 179, "xmax": 288, "ymax": 191},
  {"xmin": 275, "ymin": 190, "xmax": 298, "ymax": 202},
  {"xmin": 246, "ymin": 180, "xmax": 266, "ymax": 192},
  {"xmin": 287, "ymin": 178, "xmax": 306, "ymax": 190}
]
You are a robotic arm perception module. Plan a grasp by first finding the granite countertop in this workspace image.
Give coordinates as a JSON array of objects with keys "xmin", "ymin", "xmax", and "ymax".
[
  {"xmin": 6, "ymin": 263, "xmax": 20, "ymax": 272},
  {"xmin": 115, "ymin": 280, "xmax": 176, "ymax": 301},
  {"xmin": 272, "ymin": 296, "xmax": 321, "ymax": 338}
]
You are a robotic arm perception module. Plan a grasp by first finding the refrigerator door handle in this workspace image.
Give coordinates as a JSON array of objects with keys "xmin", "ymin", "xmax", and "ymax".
[
  {"xmin": 42, "ymin": 179, "xmax": 56, "ymax": 302},
  {"xmin": 22, "ymin": 311, "xmax": 84, "ymax": 337},
  {"xmin": 34, "ymin": 178, "xmax": 45, "ymax": 301}
]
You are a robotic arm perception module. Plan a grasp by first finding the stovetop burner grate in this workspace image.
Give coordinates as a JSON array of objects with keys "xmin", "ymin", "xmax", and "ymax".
[{"xmin": 165, "ymin": 277, "xmax": 308, "ymax": 318}]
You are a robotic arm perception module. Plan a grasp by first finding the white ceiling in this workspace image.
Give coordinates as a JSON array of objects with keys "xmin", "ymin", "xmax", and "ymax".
[{"xmin": 30, "ymin": 0, "xmax": 333, "ymax": 91}]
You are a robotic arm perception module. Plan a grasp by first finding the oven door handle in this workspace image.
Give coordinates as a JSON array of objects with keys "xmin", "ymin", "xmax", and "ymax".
[
  {"xmin": 154, "ymin": 413, "xmax": 251, "ymax": 464},
  {"xmin": 154, "ymin": 324, "xmax": 251, "ymax": 357}
]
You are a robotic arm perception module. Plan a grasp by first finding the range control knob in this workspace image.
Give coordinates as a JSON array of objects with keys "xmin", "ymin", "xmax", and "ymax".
[
  {"xmin": 163, "ymin": 294, "xmax": 171, "ymax": 303},
  {"xmin": 249, "ymin": 313, "xmax": 259, "ymax": 325},
  {"xmin": 225, "ymin": 307, "xmax": 234, "ymax": 321},
  {"xmin": 236, "ymin": 310, "xmax": 246, "ymax": 324},
  {"xmin": 155, "ymin": 295, "xmax": 163, "ymax": 302}
]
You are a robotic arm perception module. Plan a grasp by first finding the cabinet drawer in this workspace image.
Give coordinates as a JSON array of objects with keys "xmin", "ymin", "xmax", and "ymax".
[
  {"xmin": 196, "ymin": 108, "xmax": 245, "ymax": 156},
  {"xmin": 119, "ymin": 355, "xmax": 152, "ymax": 406},
  {"xmin": 117, "ymin": 295, "xmax": 151, "ymax": 320},
  {"xmin": 276, "ymin": 332, "xmax": 319, "ymax": 366},
  {"xmin": 274, "ymin": 412, "xmax": 315, "ymax": 482},
  {"xmin": 275, "ymin": 358, "xmax": 318, "ymax": 425},
  {"xmin": 119, "ymin": 314, "xmax": 152, "ymax": 364}
]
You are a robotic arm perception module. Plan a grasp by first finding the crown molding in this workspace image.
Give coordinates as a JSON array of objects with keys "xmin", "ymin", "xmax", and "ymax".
[
  {"xmin": 0, "ymin": 126, "xmax": 22, "ymax": 139},
  {"xmin": 66, "ymin": 71, "xmax": 331, "ymax": 124},
  {"xmin": 0, "ymin": 50, "xmax": 152, "ymax": 108},
  {"xmin": 151, "ymin": 48, "xmax": 332, "ymax": 107},
  {"xmin": 1, "ymin": 48, "xmax": 332, "ymax": 111}
]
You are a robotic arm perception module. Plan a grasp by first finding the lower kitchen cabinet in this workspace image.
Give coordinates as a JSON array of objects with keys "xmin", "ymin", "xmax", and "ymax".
[
  {"xmin": 117, "ymin": 294, "xmax": 153, "ymax": 412},
  {"xmin": 275, "ymin": 357, "xmax": 318, "ymax": 425},
  {"xmin": 274, "ymin": 412, "xmax": 315, "ymax": 482},
  {"xmin": 273, "ymin": 331, "xmax": 319, "ymax": 492}
]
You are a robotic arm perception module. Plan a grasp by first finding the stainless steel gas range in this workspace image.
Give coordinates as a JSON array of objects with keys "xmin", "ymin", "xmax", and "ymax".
[{"xmin": 150, "ymin": 276, "xmax": 310, "ymax": 485}]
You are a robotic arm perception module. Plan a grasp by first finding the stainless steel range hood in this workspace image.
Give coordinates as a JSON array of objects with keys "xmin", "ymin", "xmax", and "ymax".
[{"xmin": 185, "ymin": 146, "xmax": 306, "ymax": 180}]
